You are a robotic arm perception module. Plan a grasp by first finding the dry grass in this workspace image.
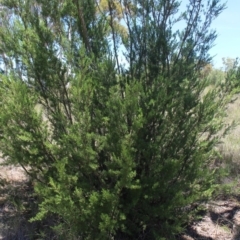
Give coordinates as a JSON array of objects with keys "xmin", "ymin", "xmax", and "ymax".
[{"xmin": 215, "ymin": 94, "xmax": 240, "ymax": 194}]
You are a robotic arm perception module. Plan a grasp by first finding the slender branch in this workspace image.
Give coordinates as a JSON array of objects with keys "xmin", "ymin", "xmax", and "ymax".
[
  {"xmin": 108, "ymin": 0, "xmax": 120, "ymax": 75},
  {"xmin": 19, "ymin": 161, "xmax": 47, "ymax": 185},
  {"xmin": 174, "ymin": 0, "xmax": 201, "ymax": 65},
  {"xmin": 73, "ymin": 0, "xmax": 91, "ymax": 52}
]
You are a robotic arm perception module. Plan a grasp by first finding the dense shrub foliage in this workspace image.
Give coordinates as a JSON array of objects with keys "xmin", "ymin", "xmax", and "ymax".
[{"xmin": 0, "ymin": 0, "xmax": 237, "ymax": 239}]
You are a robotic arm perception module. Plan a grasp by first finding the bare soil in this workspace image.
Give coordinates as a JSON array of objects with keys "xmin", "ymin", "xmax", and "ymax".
[
  {"xmin": 0, "ymin": 158, "xmax": 30, "ymax": 240},
  {"xmin": 180, "ymin": 199, "xmax": 240, "ymax": 240}
]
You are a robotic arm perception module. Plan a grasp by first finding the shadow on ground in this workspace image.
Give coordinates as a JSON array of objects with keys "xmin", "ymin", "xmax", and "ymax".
[
  {"xmin": 0, "ymin": 178, "xmax": 42, "ymax": 240},
  {"xmin": 179, "ymin": 226, "xmax": 214, "ymax": 240},
  {"xmin": 178, "ymin": 198, "xmax": 240, "ymax": 240}
]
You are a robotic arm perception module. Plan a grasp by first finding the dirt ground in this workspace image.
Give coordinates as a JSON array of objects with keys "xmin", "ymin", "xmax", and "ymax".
[
  {"xmin": 0, "ymin": 158, "xmax": 30, "ymax": 240},
  {"xmin": 180, "ymin": 199, "xmax": 240, "ymax": 240}
]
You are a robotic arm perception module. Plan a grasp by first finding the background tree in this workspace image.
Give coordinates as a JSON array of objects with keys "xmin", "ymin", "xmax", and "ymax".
[
  {"xmin": 0, "ymin": 0, "xmax": 235, "ymax": 239},
  {"xmin": 222, "ymin": 57, "xmax": 236, "ymax": 72}
]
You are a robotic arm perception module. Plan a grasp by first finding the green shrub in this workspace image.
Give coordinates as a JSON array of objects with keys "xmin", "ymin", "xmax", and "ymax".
[{"xmin": 0, "ymin": 0, "xmax": 235, "ymax": 239}]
